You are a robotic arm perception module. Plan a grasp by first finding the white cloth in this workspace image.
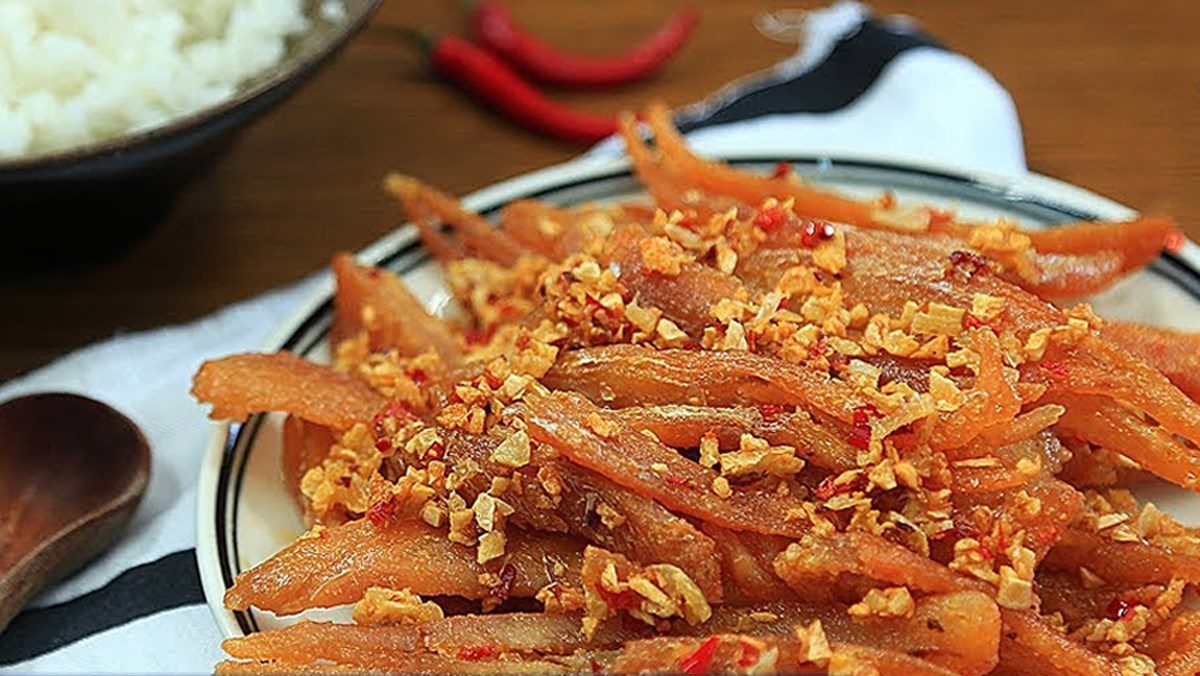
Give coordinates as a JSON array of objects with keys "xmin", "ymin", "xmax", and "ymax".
[{"xmin": 0, "ymin": 2, "xmax": 1023, "ymax": 672}]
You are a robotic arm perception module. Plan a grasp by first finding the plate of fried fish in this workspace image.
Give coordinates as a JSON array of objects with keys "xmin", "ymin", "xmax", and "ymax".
[{"xmin": 194, "ymin": 105, "xmax": 1200, "ymax": 675}]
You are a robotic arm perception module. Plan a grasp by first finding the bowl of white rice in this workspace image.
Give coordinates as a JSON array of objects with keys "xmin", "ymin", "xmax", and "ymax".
[{"xmin": 0, "ymin": 0, "xmax": 380, "ymax": 265}]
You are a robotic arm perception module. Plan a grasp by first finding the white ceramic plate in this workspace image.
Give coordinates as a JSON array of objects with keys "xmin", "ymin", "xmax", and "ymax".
[{"xmin": 195, "ymin": 150, "xmax": 1200, "ymax": 640}]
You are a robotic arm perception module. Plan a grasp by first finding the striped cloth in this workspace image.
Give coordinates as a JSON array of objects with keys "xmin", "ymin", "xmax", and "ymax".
[{"xmin": 0, "ymin": 2, "xmax": 1021, "ymax": 672}]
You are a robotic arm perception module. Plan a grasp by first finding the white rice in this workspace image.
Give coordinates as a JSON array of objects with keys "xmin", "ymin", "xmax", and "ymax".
[{"xmin": 0, "ymin": 0, "xmax": 337, "ymax": 160}]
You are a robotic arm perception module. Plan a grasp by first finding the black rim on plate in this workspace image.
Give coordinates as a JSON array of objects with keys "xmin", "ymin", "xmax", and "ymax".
[{"xmin": 211, "ymin": 156, "xmax": 1200, "ymax": 635}]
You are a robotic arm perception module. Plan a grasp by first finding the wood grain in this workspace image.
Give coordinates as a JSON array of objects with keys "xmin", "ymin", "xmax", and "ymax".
[{"xmin": 2, "ymin": 0, "xmax": 1197, "ymax": 381}]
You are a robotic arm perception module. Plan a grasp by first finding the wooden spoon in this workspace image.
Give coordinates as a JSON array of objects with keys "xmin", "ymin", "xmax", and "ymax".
[{"xmin": 0, "ymin": 394, "xmax": 150, "ymax": 634}]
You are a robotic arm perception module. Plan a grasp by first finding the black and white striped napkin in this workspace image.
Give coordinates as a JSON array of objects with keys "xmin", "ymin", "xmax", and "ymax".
[{"xmin": 0, "ymin": 2, "xmax": 1022, "ymax": 672}]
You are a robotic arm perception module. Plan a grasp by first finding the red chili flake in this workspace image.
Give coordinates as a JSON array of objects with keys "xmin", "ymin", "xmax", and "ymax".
[
  {"xmin": 879, "ymin": 191, "xmax": 896, "ymax": 210},
  {"xmin": 736, "ymin": 641, "xmax": 762, "ymax": 668},
  {"xmin": 799, "ymin": 220, "xmax": 836, "ymax": 248},
  {"xmin": 853, "ymin": 404, "xmax": 879, "ymax": 422},
  {"xmin": 753, "ymin": 206, "xmax": 787, "ymax": 232},
  {"xmin": 848, "ymin": 427, "xmax": 872, "ymax": 451},
  {"xmin": 483, "ymin": 369, "xmax": 504, "ymax": 390},
  {"xmin": 457, "ymin": 645, "xmax": 498, "ymax": 661},
  {"xmin": 809, "ymin": 339, "xmax": 828, "ymax": 357},
  {"xmin": 408, "ymin": 368, "xmax": 428, "ymax": 386},
  {"xmin": 372, "ymin": 401, "xmax": 414, "ymax": 438},
  {"xmin": 589, "ymin": 658, "xmax": 602, "ymax": 674},
  {"xmin": 680, "ymin": 637, "xmax": 721, "ymax": 675},
  {"xmin": 335, "ymin": 476, "xmax": 352, "ymax": 488},
  {"xmin": 848, "ymin": 404, "xmax": 879, "ymax": 451},
  {"xmin": 665, "ymin": 475, "xmax": 690, "ymax": 486},
  {"xmin": 977, "ymin": 541, "xmax": 995, "ymax": 560},
  {"xmin": 745, "ymin": 329, "xmax": 759, "ymax": 353},
  {"xmin": 964, "ymin": 314, "xmax": 985, "ymax": 330},
  {"xmin": 756, "ymin": 403, "xmax": 791, "ymax": 418},
  {"xmin": 949, "ymin": 250, "xmax": 986, "ymax": 276},
  {"xmin": 1165, "ymin": 230, "xmax": 1186, "ymax": 253},
  {"xmin": 366, "ymin": 496, "xmax": 395, "ymax": 527},
  {"xmin": 375, "ymin": 438, "xmax": 392, "ymax": 453},
  {"xmin": 814, "ymin": 473, "xmax": 865, "ymax": 501},
  {"xmin": 814, "ymin": 475, "xmax": 838, "ymax": 501},
  {"xmin": 993, "ymin": 529, "xmax": 1010, "ymax": 553},
  {"xmin": 1040, "ymin": 361, "xmax": 1070, "ymax": 379},
  {"xmin": 598, "ymin": 586, "xmax": 642, "ymax": 611},
  {"xmin": 515, "ymin": 332, "xmax": 532, "ymax": 349},
  {"xmin": 1105, "ymin": 598, "xmax": 1132, "ymax": 620},
  {"xmin": 770, "ymin": 161, "xmax": 792, "ymax": 180}
]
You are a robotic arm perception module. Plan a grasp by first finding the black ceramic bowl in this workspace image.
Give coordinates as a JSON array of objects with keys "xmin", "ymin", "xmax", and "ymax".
[{"xmin": 0, "ymin": 0, "xmax": 381, "ymax": 266}]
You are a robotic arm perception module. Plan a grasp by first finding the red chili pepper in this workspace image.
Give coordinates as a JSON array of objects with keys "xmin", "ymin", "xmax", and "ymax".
[
  {"xmin": 468, "ymin": 1, "xmax": 699, "ymax": 88},
  {"xmin": 403, "ymin": 30, "xmax": 617, "ymax": 144},
  {"xmin": 848, "ymin": 404, "xmax": 879, "ymax": 451},
  {"xmin": 680, "ymin": 636, "xmax": 721, "ymax": 674}
]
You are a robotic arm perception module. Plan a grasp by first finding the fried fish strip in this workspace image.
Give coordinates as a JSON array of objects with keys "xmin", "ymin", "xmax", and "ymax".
[
  {"xmin": 224, "ymin": 519, "xmax": 581, "ymax": 615},
  {"xmin": 192, "ymin": 352, "xmax": 385, "ymax": 430},
  {"xmin": 1102, "ymin": 321, "xmax": 1200, "ymax": 404},
  {"xmin": 331, "ymin": 254, "xmax": 463, "ymax": 368},
  {"xmin": 442, "ymin": 430, "xmax": 724, "ymax": 600},
  {"xmin": 521, "ymin": 391, "xmax": 810, "ymax": 538},
  {"xmin": 385, "ymin": 174, "xmax": 531, "ymax": 266},
  {"xmin": 544, "ymin": 345, "xmax": 862, "ymax": 423},
  {"xmin": 1042, "ymin": 526, "xmax": 1200, "ymax": 585},
  {"xmin": 614, "ymin": 405, "xmax": 858, "ymax": 472}
]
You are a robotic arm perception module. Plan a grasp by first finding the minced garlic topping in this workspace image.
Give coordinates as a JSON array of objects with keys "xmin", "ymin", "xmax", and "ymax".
[
  {"xmin": 847, "ymin": 587, "xmax": 915, "ymax": 619},
  {"xmin": 353, "ymin": 587, "xmax": 444, "ymax": 625}
]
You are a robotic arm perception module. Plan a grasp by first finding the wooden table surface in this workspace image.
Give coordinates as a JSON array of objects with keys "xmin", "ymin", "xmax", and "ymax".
[{"xmin": 3, "ymin": 0, "xmax": 1198, "ymax": 382}]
